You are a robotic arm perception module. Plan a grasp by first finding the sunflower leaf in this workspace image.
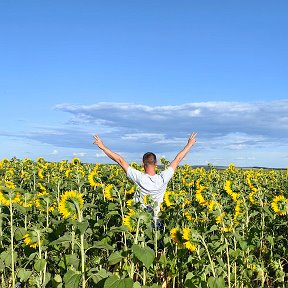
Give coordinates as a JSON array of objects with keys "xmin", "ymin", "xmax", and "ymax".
[
  {"xmin": 104, "ymin": 276, "xmax": 133, "ymax": 288},
  {"xmin": 63, "ymin": 270, "xmax": 81, "ymax": 288},
  {"xmin": 132, "ymin": 244, "xmax": 155, "ymax": 268},
  {"xmin": 34, "ymin": 259, "xmax": 46, "ymax": 272}
]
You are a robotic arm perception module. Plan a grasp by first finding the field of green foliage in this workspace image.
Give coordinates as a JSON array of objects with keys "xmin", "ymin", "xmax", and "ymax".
[{"xmin": 0, "ymin": 157, "xmax": 287, "ymax": 287}]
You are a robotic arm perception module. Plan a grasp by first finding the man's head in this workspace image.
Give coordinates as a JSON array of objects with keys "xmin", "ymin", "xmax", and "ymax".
[{"xmin": 142, "ymin": 152, "xmax": 157, "ymax": 167}]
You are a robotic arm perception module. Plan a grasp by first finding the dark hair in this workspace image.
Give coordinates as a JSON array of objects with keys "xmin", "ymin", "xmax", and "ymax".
[{"xmin": 143, "ymin": 152, "xmax": 157, "ymax": 166}]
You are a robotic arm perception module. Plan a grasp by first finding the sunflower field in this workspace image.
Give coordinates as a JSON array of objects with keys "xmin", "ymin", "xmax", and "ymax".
[{"xmin": 0, "ymin": 157, "xmax": 288, "ymax": 288}]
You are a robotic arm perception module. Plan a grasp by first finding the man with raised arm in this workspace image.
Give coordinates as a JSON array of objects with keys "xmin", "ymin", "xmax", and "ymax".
[{"xmin": 93, "ymin": 133, "xmax": 197, "ymax": 216}]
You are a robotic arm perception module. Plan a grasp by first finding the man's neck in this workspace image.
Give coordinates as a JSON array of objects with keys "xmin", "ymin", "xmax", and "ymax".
[{"xmin": 144, "ymin": 165, "xmax": 156, "ymax": 176}]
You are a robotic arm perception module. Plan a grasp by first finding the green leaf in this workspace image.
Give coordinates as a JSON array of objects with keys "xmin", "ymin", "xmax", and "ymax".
[
  {"xmin": 1, "ymin": 251, "xmax": 17, "ymax": 267},
  {"xmin": 28, "ymin": 252, "xmax": 38, "ymax": 261},
  {"xmin": 54, "ymin": 274, "xmax": 62, "ymax": 283},
  {"xmin": 215, "ymin": 243, "xmax": 228, "ymax": 254},
  {"xmin": 50, "ymin": 233, "xmax": 72, "ymax": 245},
  {"xmin": 109, "ymin": 225, "xmax": 129, "ymax": 233},
  {"xmin": 77, "ymin": 221, "xmax": 89, "ymax": 235},
  {"xmin": 133, "ymin": 282, "xmax": 142, "ymax": 288},
  {"xmin": 63, "ymin": 270, "xmax": 81, "ymax": 288},
  {"xmin": 184, "ymin": 272, "xmax": 200, "ymax": 288},
  {"xmin": 34, "ymin": 259, "xmax": 46, "ymax": 272},
  {"xmin": 17, "ymin": 268, "xmax": 32, "ymax": 281},
  {"xmin": 14, "ymin": 227, "xmax": 27, "ymax": 241},
  {"xmin": 239, "ymin": 240, "xmax": 248, "ymax": 250},
  {"xmin": 93, "ymin": 241, "xmax": 113, "ymax": 250},
  {"xmin": 132, "ymin": 244, "xmax": 155, "ymax": 268},
  {"xmin": 67, "ymin": 254, "xmax": 80, "ymax": 269},
  {"xmin": 108, "ymin": 251, "xmax": 123, "ymax": 265},
  {"xmin": 44, "ymin": 272, "xmax": 51, "ymax": 286},
  {"xmin": 263, "ymin": 206, "xmax": 274, "ymax": 218},
  {"xmin": 104, "ymin": 276, "xmax": 133, "ymax": 288},
  {"xmin": 208, "ymin": 225, "xmax": 218, "ymax": 233},
  {"xmin": 207, "ymin": 276, "xmax": 225, "ymax": 288},
  {"xmin": 91, "ymin": 269, "xmax": 111, "ymax": 284}
]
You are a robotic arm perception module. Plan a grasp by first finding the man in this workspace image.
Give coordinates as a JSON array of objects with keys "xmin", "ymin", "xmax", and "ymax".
[{"xmin": 93, "ymin": 133, "xmax": 197, "ymax": 216}]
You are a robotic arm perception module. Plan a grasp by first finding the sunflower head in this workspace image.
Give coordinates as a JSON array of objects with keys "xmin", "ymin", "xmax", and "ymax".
[
  {"xmin": 170, "ymin": 227, "xmax": 184, "ymax": 246},
  {"xmin": 164, "ymin": 191, "xmax": 174, "ymax": 207},
  {"xmin": 126, "ymin": 186, "xmax": 136, "ymax": 195},
  {"xmin": 59, "ymin": 190, "xmax": 84, "ymax": 219},
  {"xmin": 23, "ymin": 230, "xmax": 42, "ymax": 249},
  {"xmin": 88, "ymin": 171, "xmax": 101, "ymax": 187},
  {"xmin": 123, "ymin": 209, "xmax": 136, "ymax": 231},
  {"xmin": 103, "ymin": 184, "xmax": 116, "ymax": 201},
  {"xmin": 182, "ymin": 227, "xmax": 199, "ymax": 252},
  {"xmin": 271, "ymin": 195, "xmax": 288, "ymax": 216},
  {"xmin": 0, "ymin": 186, "xmax": 20, "ymax": 206},
  {"xmin": 71, "ymin": 158, "xmax": 81, "ymax": 166}
]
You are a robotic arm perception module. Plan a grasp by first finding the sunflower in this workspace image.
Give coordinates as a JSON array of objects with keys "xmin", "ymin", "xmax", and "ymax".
[
  {"xmin": 164, "ymin": 191, "xmax": 174, "ymax": 207},
  {"xmin": 65, "ymin": 169, "xmax": 72, "ymax": 178},
  {"xmin": 233, "ymin": 200, "xmax": 243, "ymax": 223},
  {"xmin": 71, "ymin": 157, "xmax": 81, "ymax": 166},
  {"xmin": 4, "ymin": 180, "xmax": 15, "ymax": 189},
  {"xmin": 216, "ymin": 212, "xmax": 233, "ymax": 232},
  {"xmin": 126, "ymin": 199, "xmax": 134, "ymax": 207},
  {"xmin": 36, "ymin": 157, "xmax": 46, "ymax": 166},
  {"xmin": 21, "ymin": 171, "xmax": 31, "ymax": 182},
  {"xmin": 184, "ymin": 211, "xmax": 194, "ymax": 222},
  {"xmin": 23, "ymin": 231, "xmax": 42, "ymax": 249},
  {"xmin": 19, "ymin": 193, "xmax": 34, "ymax": 208},
  {"xmin": 38, "ymin": 169, "xmax": 44, "ymax": 179},
  {"xmin": 271, "ymin": 195, "xmax": 288, "ymax": 216},
  {"xmin": 224, "ymin": 180, "xmax": 239, "ymax": 202},
  {"xmin": 0, "ymin": 186, "xmax": 20, "ymax": 206},
  {"xmin": 103, "ymin": 184, "xmax": 115, "ymax": 201},
  {"xmin": 143, "ymin": 194, "xmax": 150, "ymax": 205},
  {"xmin": 59, "ymin": 190, "xmax": 84, "ymax": 219},
  {"xmin": 123, "ymin": 209, "xmax": 136, "ymax": 231},
  {"xmin": 38, "ymin": 183, "xmax": 47, "ymax": 193},
  {"xmin": 228, "ymin": 163, "xmax": 236, "ymax": 172},
  {"xmin": 170, "ymin": 227, "xmax": 183, "ymax": 246},
  {"xmin": 195, "ymin": 179, "xmax": 209, "ymax": 206},
  {"xmin": 182, "ymin": 198, "xmax": 192, "ymax": 209},
  {"xmin": 88, "ymin": 171, "xmax": 101, "ymax": 187},
  {"xmin": 182, "ymin": 227, "xmax": 198, "ymax": 252},
  {"xmin": 5, "ymin": 168, "xmax": 15, "ymax": 179},
  {"xmin": 35, "ymin": 192, "xmax": 55, "ymax": 212},
  {"xmin": 182, "ymin": 177, "xmax": 194, "ymax": 187},
  {"xmin": 126, "ymin": 186, "xmax": 136, "ymax": 195}
]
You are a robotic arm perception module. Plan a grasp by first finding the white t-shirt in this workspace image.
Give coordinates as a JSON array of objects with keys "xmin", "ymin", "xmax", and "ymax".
[{"xmin": 126, "ymin": 166, "xmax": 174, "ymax": 215}]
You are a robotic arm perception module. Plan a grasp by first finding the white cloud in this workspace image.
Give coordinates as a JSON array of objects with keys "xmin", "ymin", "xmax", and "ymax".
[
  {"xmin": 2, "ymin": 100, "xmax": 288, "ymax": 167},
  {"xmin": 73, "ymin": 152, "xmax": 87, "ymax": 157}
]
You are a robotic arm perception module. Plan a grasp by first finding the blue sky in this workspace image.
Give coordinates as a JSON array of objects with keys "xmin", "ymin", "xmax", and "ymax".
[{"xmin": 1, "ymin": 0, "xmax": 287, "ymax": 168}]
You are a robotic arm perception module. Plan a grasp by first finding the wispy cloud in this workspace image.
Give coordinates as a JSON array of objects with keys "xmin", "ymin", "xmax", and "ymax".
[{"xmin": 2, "ymin": 100, "xmax": 288, "ymax": 167}]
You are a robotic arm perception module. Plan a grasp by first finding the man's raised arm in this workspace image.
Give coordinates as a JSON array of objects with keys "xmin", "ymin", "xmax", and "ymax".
[
  {"xmin": 93, "ymin": 135, "xmax": 129, "ymax": 172},
  {"xmin": 169, "ymin": 132, "xmax": 197, "ymax": 171}
]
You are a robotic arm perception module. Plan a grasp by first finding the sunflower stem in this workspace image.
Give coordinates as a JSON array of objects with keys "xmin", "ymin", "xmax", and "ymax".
[
  {"xmin": 199, "ymin": 234, "xmax": 216, "ymax": 277},
  {"xmin": 225, "ymin": 237, "xmax": 231, "ymax": 288},
  {"xmin": 77, "ymin": 208, "xmax": 86, "ymax": 287},
  {"xmin": 37, "ymin": 230, "xmax": 43, "ymax": 285},
  {"xmin": 0, "ymin": 206, "xmax": 3, "ymax": 246},
  {"xmin": 9, "ymin": 198, "xmax": 15, "ymax": 288},
  {"xmin": 116, "ymin": 187, "xmax": 127, "ymax": 250},
  {"xmin": 80, "ymin": 233, "xmax": 86, "ymax": 287}
]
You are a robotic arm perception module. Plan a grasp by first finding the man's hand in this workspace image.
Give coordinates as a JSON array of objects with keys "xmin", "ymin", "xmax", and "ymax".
[
  {"xmin": 187, "ymin": 132, "xmax": 197, "ymax": 146},
  {"xmin": 92, "ymin": 134, "xmax": 129, "ymax": 172},
  {"xmin": 93, "ymin": 135, "xmax": 105, "ymax": 150},
  {"xmin": 169, "ymin": 132, "xmax": 197, "ymax": 171}
]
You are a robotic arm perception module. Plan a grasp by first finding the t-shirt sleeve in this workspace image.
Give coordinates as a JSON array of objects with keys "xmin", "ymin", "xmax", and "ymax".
[
  {"xmin": 160, "ymin": 166, "xmax": 174, "ymax": 183},
  {"xmin": 126, "ymin": 166, "xmax": 143, "ymax": 184}
]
